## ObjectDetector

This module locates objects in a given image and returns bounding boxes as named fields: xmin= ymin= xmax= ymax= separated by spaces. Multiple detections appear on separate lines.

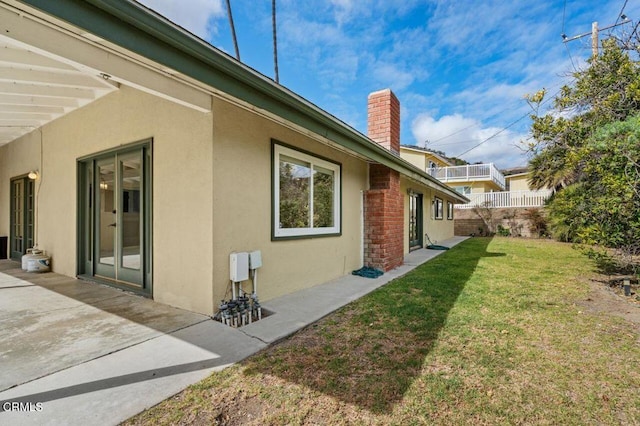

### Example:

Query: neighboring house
xmin=399 ymin=145 xmax=453 ymax=171
xmin=400 ymin=148 xmax=553 ymax=210
xmin=399 ymin=147 xmax=505 ymax=196
xmin=0 ymin=0 xmax=466 ymax=316
xmin=502 ymin=166 xmax=543 ymax=191
xmin=429 ymin=163 xmax=506 ymax=196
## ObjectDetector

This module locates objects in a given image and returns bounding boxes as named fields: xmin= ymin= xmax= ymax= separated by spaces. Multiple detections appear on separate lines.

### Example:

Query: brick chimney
xmin=367 ymin=89 xmax=400 ymax=154
xmin=363 ymin=89 xmax=404 ymax=272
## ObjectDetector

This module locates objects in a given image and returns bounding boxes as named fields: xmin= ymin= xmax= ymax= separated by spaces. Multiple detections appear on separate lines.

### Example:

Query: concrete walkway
xmin=0 ymin=236 xmax=467 ymax=425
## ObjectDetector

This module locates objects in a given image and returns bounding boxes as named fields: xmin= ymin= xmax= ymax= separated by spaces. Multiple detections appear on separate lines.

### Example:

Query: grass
xmin=126 ymin=237 xmax=640 ymax=425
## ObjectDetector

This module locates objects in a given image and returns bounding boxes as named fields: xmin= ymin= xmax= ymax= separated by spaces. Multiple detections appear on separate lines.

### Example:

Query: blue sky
xmin=137 ymin=0 xmax=639 ymax=168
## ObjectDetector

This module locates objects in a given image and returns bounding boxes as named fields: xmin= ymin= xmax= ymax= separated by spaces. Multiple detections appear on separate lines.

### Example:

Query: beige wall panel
xmin=0 ymin=132 xmax=41 ymax=238
xmin=424 ymin=186 xmax=455 ymax=244
xmin=210 ymin=98 xmax=367 ymax=305
xmin=468 ymin=182 xmax=490 ymax=193
xmin=0 ymin=85 xmax=214 ymax=314
xmin=507 ymin=175 xmax=531 ymax=191
xmin=399 ymin=150 xmax=426 ymax=171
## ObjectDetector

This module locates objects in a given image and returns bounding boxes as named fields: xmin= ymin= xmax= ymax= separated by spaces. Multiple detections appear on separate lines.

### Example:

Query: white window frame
xmin=273 ymin=143 xmax=341 ymax=239
xmin=454 ymin=186 xmax=471 ymax=195
xmin=447 ymin=201 xmax=454 ymax=220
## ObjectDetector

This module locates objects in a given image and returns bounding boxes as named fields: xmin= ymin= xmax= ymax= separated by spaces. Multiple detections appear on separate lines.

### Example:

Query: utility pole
xmin=562 ymin=15 xmax=630 ymax=59
xmin=591 ymin=22 xmax=598 ymax=57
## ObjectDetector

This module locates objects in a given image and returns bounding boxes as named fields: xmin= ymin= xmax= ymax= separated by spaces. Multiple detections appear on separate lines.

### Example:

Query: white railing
xmin=456 ymin=190 xmax=553 ymax=209
xmin=427 ymin=163 xmax=506 ymax=190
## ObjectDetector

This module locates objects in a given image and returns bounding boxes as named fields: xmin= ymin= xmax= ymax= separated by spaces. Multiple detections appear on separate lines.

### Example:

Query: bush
xmin=497 ymin=225 xmax=511 ymax=237
xmin=524 ymin=208 xmax=548 ymax=238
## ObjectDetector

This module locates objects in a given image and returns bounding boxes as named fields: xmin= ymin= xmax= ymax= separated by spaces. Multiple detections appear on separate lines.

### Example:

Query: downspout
xmin=33 ymin=127 xmax=44 ymax=249
xmin=210 ymin=95 xmax=216 ymax=317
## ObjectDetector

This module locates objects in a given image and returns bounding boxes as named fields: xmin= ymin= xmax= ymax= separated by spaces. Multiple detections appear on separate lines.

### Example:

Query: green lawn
xmin=128 ymin=237 xmax=640 ymax=425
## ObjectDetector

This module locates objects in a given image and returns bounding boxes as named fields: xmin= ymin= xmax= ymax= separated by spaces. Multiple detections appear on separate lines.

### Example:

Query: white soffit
xmin=0 ymin=36 xmax=117 ymax=146
xmin=0 ymin=1 xmax=212 ymax=147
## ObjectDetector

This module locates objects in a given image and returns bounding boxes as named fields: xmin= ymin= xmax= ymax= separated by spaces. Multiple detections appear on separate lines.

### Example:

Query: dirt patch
xmin=580 ymin=275 xmax=640 ymax=335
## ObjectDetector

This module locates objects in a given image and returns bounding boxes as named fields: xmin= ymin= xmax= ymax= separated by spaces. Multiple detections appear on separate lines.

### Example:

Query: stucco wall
xmin=399 ymin=150 xmax=426 ymax=171
xmin=0 ymin=85 xmax=215 ymax=314
xmin=400 ymin=178 xmax=456 ymax=253
xmin=399 ymin=149 xmax=450 ymax=172
xmin=506 ymin=174 xmax=531 ymax=191
xmin=210 ymin=97 xmax=368 ymax=305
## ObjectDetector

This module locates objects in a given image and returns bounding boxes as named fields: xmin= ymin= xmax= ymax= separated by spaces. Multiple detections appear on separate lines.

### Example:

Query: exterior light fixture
xmin=28 ymin=170 xmax=39 ymax=180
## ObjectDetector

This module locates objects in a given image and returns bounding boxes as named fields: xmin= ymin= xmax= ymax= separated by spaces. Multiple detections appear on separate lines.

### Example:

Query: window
xmin=454 ymin=186 xmax=471 ymax=195
xmin=273 ymin=143 xmax=341 ymax=238
xmin=447 ymin=201 xmax=454 ymax=220
xmin=434 ymin=197 xmax=443 ymax=220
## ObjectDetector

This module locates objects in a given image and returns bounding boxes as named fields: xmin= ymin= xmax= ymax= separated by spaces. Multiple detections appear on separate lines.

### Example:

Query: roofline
xmin=504 ymin=172 xmax=529 ymax=179
xmin=17 ymin=0 xmax=467 ymax=203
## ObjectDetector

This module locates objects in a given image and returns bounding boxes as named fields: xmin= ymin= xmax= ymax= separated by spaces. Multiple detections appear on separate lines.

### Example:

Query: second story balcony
xmin=427 ymin=163 xmax=506 ymax=191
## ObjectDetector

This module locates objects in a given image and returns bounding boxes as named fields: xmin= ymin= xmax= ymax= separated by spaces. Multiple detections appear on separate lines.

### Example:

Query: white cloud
xmin=137 ymin=0 xmax=225 ymax=39
xmin=372 ymin=62 xmax=415 ymax=91
xmin=411 ymin=113 xmax=529 ymax=168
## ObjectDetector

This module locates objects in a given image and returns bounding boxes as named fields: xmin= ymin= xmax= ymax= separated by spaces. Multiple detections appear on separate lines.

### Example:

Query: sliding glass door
xmin=78 ymin=143 xmax=151 ymax=294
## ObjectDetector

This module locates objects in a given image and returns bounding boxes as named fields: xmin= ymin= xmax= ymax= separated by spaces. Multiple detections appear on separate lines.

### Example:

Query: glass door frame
xmin=408 ymin=191 xmax=423 ymax=251
xmin=9 ymin=175 xmax=34 ymax=260
xmin=77 ymin=140 xmax=152 ymax=296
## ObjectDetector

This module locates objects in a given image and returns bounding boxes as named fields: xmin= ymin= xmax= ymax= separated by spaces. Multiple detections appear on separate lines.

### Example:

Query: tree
xmin=526 ymin=38 xmax=640 ymax=189
xmin=526 ymin=37 xmax=640 ymax=274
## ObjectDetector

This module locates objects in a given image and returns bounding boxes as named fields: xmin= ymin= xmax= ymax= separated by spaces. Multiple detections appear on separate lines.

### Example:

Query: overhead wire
xmin=613 ymin=0 xmax=629 ymax=28
xmin=427 ymin=2 xmax=576 ymax=153
xmin=561 ymin=0 xmax=567 ymax=35
xmin=560 ymin=0 xmax=580 ymax=72
xmin=454 ymin=112 xmax=530 ymax=158
xmin=452 ymin=84 xmax=567 ymax=159
xmin=426 ymin=77 xmax=565 ymax=148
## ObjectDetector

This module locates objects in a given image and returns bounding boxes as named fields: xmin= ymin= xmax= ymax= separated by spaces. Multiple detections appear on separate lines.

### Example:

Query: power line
xmin=424 ymin=79 xmax=565 ymax=151
xmin=454 ymin=112 xmax=530 ymax=158
xmin=561 ymin=0 xmax=567 ymax=35
xmin=453 ymin=85 xmax=567 ymax=159
xmin=564 ymin=42 xmax=579 ymax=72
xmin=272 ymin=0 xmax=279 ymax=83
xmin=225 ymin=0 xmax=240 ymax=60
xmin=613 ymin=0 xmax=629 ymax=28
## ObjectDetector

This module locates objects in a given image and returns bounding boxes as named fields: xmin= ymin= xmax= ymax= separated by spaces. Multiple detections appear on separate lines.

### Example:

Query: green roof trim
xmin=19 ymin=0 xmax=467 ymax=203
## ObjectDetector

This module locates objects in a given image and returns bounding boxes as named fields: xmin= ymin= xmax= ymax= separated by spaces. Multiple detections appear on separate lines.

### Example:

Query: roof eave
xmin=18 ymin=0 xmax=466 ymax=203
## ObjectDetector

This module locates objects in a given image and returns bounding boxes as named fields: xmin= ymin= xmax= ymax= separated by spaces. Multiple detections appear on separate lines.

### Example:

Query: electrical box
xmin=229 ymin=252 xmax=249 ymax=282
xmin=249 ymin=250 xmax=262 ymax=269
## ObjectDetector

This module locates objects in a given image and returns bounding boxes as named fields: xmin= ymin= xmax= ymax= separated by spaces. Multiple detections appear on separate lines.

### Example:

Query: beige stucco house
xmin=399 ymin=145 xmax=506 ymax=197
xmin=502 ymin=166 xmax=541 ymax=191
xmin=0 ymin=0 xmax=466 ymax=316
xmin=399 ymin=145 xmax=453 ymax=171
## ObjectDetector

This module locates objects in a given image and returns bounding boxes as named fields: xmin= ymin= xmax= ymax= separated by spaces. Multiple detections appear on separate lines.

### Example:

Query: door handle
xmin=108 ymin=223 xmax=117 ymax=227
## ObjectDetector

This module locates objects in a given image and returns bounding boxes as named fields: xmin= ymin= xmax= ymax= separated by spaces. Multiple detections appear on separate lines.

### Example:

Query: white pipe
xmin=252 ymin=269 xmax=258 ymax=295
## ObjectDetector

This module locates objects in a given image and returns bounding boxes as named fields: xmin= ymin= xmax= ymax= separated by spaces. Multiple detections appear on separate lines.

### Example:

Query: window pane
xmin=313 ymin=165 xmax=334 ymax=228
xmin=279 ymin=155 xmax=311 ymax=228
xmin=121 ymin=156 xmax=142 ymax=270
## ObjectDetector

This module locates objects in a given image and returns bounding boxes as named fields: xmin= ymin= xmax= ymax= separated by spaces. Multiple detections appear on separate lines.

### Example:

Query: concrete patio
xmin=0 ymin=236 xmax=467 ymax=425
